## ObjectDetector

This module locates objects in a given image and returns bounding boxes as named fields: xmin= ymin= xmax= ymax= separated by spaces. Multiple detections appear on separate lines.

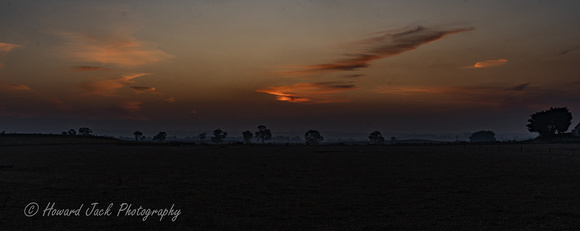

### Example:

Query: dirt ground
xmin=1 ymin=143 xmax=580 ymax=230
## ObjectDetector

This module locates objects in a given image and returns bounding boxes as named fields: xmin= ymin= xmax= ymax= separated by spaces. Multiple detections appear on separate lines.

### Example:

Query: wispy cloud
xmin=257 ymin=82 xmax=357 ymax=103
xmin=281 ymin=26 xmax=474 ymax=75
xmin=72 ymin=66 xmax=112 ymax=71
xmin=510 ymin=83 xmax=529 ymax=91
xmin=376 ymin=82 xmax=531 ymax=108
xmin=0 ymin=42 xmax=21 ymax=67
xmin=463 ymin=59 xmax=508 ymax=69
xmin=130 ymin=86 xmax=156 ymax=94
xmin=164 ymin=97 xmax=176 ymax=103
xmin=121 ymin=101 xmax=141 ymax=113
xmin=0 ymin=84 xmax=32 ymax=91
xmin=0 ymin=82 xmax=72 ymax=116
xmin=343 ymin=74 xmax=366 ymax=79
xmin=57 ymin=31 xmax=173 ymax=67
xmin=560 ymin=48 xmax=578 ymax=55
xmin=118 ymin=101 xmax=147 ymax=120
xmin=78 ymin=73 xmax=152 ymax=96
xmin=0 ymin=42 xmax=20 ymax=52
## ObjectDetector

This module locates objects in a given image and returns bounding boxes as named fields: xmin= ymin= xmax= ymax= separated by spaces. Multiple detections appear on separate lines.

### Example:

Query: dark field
xmin=2 ymin=142 xmax=580 ymax=230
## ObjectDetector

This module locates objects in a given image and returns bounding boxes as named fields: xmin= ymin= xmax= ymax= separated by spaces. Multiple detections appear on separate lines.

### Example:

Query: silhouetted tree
xmin=527 ymin=107 xmax=572 ymax=139
xmin=133 ymin=131 xmax=143 ymax=141
xmin=255 ymin=125 xmax=272 ymax=144
xmin=61 ymin=132 xmax=67 ymax=135
xmin=198 ymin=132 xmax=207 ymax=143
xmin=68 ymin=129 xmax=76 ymax=136
xmin=242 ymin=131 xmax=253 ymax=144
xmin=212 ymin=129 xmax=227 ymax=144
xmin=305 ymin=130 xmax=323 ymax=145
xmin=153 ymin=132 xmax=167 ymax=142
xmin=369 ymin=131 xmax=385 ymax=144
xmin=469 ymin=131 xmax=496 ymax=142
xmin=78 ymin=127 xmax=92 ymax=136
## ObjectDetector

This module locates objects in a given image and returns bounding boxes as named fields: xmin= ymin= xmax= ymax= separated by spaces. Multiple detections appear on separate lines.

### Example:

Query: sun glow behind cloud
xmin=257 ymin=82 xmax=356 ymax=103
xmin=260 ymin=25 xmax=474 ymax=103
xmin=464 ymin=59 xmax=508 ymax=69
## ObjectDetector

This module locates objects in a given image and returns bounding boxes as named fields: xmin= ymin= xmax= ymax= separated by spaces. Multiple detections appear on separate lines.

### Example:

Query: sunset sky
xmin=1 ymin=0 xmax=580 ymax=140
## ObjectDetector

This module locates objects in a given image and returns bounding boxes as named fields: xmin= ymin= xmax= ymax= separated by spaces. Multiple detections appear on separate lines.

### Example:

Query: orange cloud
xmin=164 ymin=97 xmax=176 ymax=103
xmin=464 ymin=59 xmax=508 ymax=69
xmin=281 ymin=26 xmax=474 ymax=75
xmin=57 ymin=31 xmax=173 ymax=67
xmin=257 ymin=82 xmax=356 ymax=103
xmin=79 ymin=73 xmax=152 ymax=96
xmin=130 ymin=86 xmax=156 ymax=94
xmin=0 ymin=42 xmax=20 ymax=52
xmin=0 ymin=84 xmax=32 ymax=91
xmin=72 ymin=66 xmax=112 ymax=71
xmin=0 ymin=42 xmax=21 ymax=67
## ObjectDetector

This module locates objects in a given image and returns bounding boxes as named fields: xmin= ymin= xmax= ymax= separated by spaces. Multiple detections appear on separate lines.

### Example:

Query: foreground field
xmin=1 ymin=143 xmax=580 ymax=230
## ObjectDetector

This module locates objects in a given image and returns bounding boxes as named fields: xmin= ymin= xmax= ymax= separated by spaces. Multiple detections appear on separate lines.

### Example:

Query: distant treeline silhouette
xmin=7 ymin=106 xmax=575 ymax=145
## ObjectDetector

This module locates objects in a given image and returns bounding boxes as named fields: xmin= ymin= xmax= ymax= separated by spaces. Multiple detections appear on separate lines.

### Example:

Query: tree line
xmin=56 ymin=107 xmax=577 ymax=144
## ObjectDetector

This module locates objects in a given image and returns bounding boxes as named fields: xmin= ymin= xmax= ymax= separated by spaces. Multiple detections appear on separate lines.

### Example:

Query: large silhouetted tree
xmin=255 ymin=125 xmax=272 ymax=144
xmin=527 ymin=107 xmax=572 ymax=139
xmin=369 ymin=131 xmax=385 ymax=144
xmin=212 ymin=129 xmax=227 ymax=144
xmin=133 ymin=131 xmax=143 ymax=141
xmin=469 ymin=131 xmax=496 ymax=142
xmin=305 ymin=130 xmax=323 ymax=145
xmin=68 ymin=129 xmax=76 ymax=136
xmin=242 ymin=131 xmax=253 ymax=144
xmin=153 ymin=132 xmax=167 ymax=142
xmin=78 ymin=127 xmax=93 ymax=136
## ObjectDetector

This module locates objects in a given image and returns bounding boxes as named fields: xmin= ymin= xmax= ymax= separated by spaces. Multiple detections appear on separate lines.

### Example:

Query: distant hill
xmin=0 ymin=134 xmax=125 ymax=146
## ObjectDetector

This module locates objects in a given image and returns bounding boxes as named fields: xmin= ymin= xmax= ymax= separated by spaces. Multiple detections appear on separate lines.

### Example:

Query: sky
xmin=1 ymin=0 xmax=580 ymax=140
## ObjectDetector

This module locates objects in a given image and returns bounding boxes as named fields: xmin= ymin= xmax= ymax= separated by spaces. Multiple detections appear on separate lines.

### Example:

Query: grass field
xmin=2 ymin=140 xmax=580 ymax=230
